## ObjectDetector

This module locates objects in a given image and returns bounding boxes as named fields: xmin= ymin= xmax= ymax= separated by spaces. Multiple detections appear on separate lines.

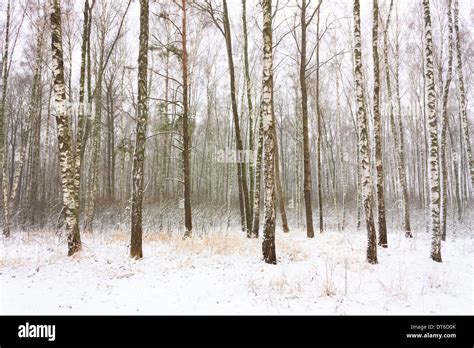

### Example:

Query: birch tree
xmin=130 ymin=0 xmax=149 ymax=259
xmin=453 ymin=0 xmax=473 ymax=188
xmin=423 ymin=0 xmax=442 ymax=262
xmin=50 ymin=0 xmax=82 ymax=256
xmin=393 ymin=7 xmax=413 ymax=239
xmin=372 ymin=0 xmax=387 ymax=247
xmin=261 ymin=0 xmax=276 ymax=264
xmin=222 ymin=0 xmax=252 ymax=236
xmin=272 ymin=105 xmax=290 ymax=233
xmin=382 ymin=0 xmax=412 ymax=238
xmin=1 ymin=0 xmax=11 ymax=237
xmin=27 ymin=11 xmax=46 ymax=225
xmin=315 ymin=4 xmax=323 ymax=234
xmin=242 ymin=0 xmax=255 ymax=222
xmin=83 ymin=2 xmax=106 ymax=232
xmin=252 ymin=104 xmax=263 ymax=238
xmin=353 ymin=0 xmax=377 ymax=264
xmin=182 ymin=0 xmax=193 ymax=238
xmin=299 ymin=0 xmax=317 ymax=238
xmin=73 ymin=0 xmax=92 ymax=231
xmin=440 ymin=0 xmax=454 ymax=240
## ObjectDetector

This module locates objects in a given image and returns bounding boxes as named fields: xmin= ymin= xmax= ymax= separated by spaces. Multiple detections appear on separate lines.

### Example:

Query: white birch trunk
xmin=423 ymin=0 xmax=442 ymax=262
xmin=1 ymin=0 xmax=11 ymax=237
xmin=50 ymin=0 xmax=82 ymax=256
xmin=130 ymin=0 xmax=149 ymax=259
xmin=261 ymin=0 xmax=276 ymax=264
xmin=453 ymin=0 xmax=473 ymax=189
xmin=354 ymin=0 xmax=377 ymax=264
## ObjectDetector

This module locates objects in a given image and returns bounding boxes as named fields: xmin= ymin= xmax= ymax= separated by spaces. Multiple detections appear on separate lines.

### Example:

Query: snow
xmin=1 ymin=226 xmax=472 ymax=315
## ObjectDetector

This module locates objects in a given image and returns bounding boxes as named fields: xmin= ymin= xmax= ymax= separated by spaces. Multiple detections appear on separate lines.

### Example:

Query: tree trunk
xmin=300 ymin=0 xmax=314 ymax=238
xmin=242 ymin=0 xmax=255 ymax=225
xmin=130 ymin=0 xmax=149 ymax=259
xmin=50 ymin=0 xmax=82 ymax=256
xmin=382 ymin=0 xmax=412 ymax=238
xmin=28 ymin=63 xmax=44 ymax=225
xmin=84 ymin=35 xmax=104 ymax=233
xmin=1 ymin=0 xmax=11 ymax=237
xmin=336 ymin=72 xmax=346 ymax=231
xmin=222 ymin=0 xmax=252 ymax=237
xmin=261 ymin=0 xmax=276 ymax=265
xmin=71 ymin=0 xmax=91 ymax=232
xmin=440 ymin=0 xmax=454 ymax=241
xmin=448 ymin=122 xmax=462 ymax=221
xmin=453 ymin=0 xmax=473 ymax=188
xmin=393 ymin=25 xmax=413 ymax=240
xmin=315 ymin=7 xmax=323 ymax=234
xmin=353 ymin=0 xmax=377 ymax=264
xmin=251 ymin=105 xmax=263 ymax=238
xmin=271 ymin=100 xmax=289 ymax=233
xmin=423 ymin=0 xmax=442 ymax=263
xmin=182 ymin=0 xmax=193 ymax=238
xmin=372 ymin=0 xmax=387 ymax=247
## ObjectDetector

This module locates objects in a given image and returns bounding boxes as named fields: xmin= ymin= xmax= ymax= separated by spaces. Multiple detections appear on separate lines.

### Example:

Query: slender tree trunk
xmin=372 ymin=0 xmax=387 ymax=247
xmin=72 ymin=0 xmax=90 ymax=232
xmin=261 ymin=0 xmax=276 ymax=265
xmin=354 ymin=0 xmax=377 ymax=264
xmin=1 ymin=0 xmax=11 ymax=237
xmin=271 ymin=100 xmax=289 ymax=233
xmin=242 ymin=0 xmax=254 ymax=224
xmin=315 ymin=7 xmax=323 ymax=234
xmin=423 ymin=0 xmax=442 ymax=262
xmin=336 ymin=72 xmax=346 ymax=231
xmin=448 ymin=123 xmax=462 ymax=221
xmin=382 ymin=0 xmax=412 ymax=238
xmin=84 ymin=38 xmax=104 ymax=233
xmin=458 ymin=106 xmax=467 ymax=204
xmin=182 ymin=0 xmax=193 ymax=238
xmin=300 ymin=0 xmax=314 ymax=238
xmin=440 ymin=0 xmax=454 ymax=241
xmin=393 ymin=27 xmax=413 ymax=239
xmin=83 ymin=1 xmax=93 ymax=158
xmin=453 ymin=0 xmax=473 ymax=188
xmin=43 ymin=83 xmax=53 ymax=206
xmin=28 ymin=62 xmax=43 ymax=225
xmin=222 ymin=0 xmax=252 ymax=237
xmin=251 ymin=106 xmax=263 ymax=238
xmin=130 ymin=0 xmax=149 ymax=259
xmin=50 ymin=0 xmax=82 ymax=256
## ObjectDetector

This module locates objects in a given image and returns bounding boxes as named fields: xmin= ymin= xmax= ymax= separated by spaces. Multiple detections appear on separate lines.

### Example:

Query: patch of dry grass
xmin=168 ymin=233 xmax=257 ymax=256
xmin=109 ymin=230 xmax=255 ymax=256
xmin=277 ymin=239 xmax=308 ymax=261
xmin=248 ymin=275 xmax=305 ymax=297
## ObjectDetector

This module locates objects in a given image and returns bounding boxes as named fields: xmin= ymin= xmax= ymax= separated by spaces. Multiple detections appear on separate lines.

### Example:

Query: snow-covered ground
xmin=1 ymin=226 xmax=472 ymax=315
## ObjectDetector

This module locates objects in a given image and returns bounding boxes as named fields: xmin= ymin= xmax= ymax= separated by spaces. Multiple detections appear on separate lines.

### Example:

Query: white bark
xmin=50 ymin=0 xmax=82 ymax=255
xmin=354 ymin=0 xmax=377 ymax=264
xmin=1 ymin=0 xmax=10 ymax=236
xmin=453 ymin=0 xmax=473 ymax=188
xmin=261 ymin=0 xmax=276 ymax=264
xmin=423 ymin=0 xmax=442 ymax=262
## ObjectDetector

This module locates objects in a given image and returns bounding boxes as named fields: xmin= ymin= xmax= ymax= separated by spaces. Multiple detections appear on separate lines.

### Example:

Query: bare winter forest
xmin=0 ymin=0 xmax=473 ymax=314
